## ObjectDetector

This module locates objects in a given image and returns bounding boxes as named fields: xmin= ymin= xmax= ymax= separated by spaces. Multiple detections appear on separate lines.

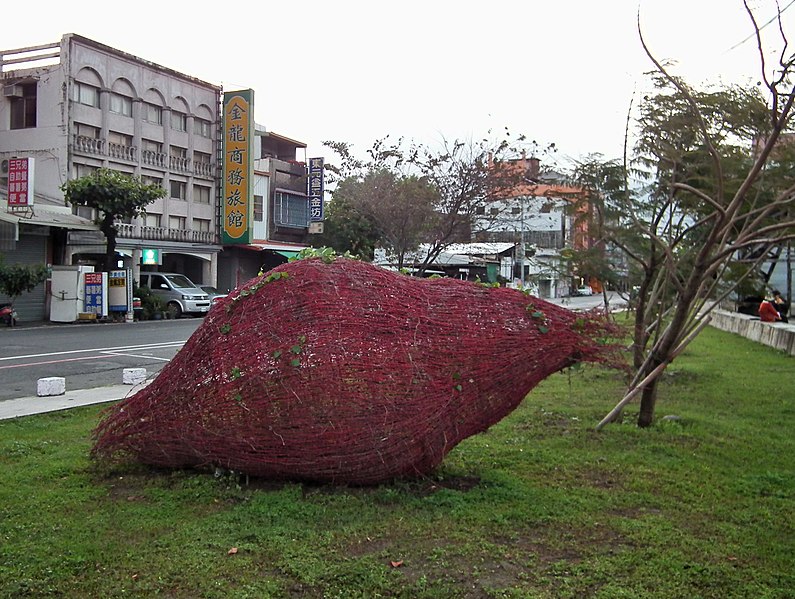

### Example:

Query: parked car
xmin=138 ymin=272 xmax=210 ymax=318
xmin=574 ymin=286 xmax=594 ymax=296
xmin=199 ymin=285 xmax=228 ymax=305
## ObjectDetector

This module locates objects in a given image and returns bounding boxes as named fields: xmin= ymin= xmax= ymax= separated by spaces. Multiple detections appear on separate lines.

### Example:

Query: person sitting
xmin=771 ymin=290 xmax=789 ymax=323
xmin=759 ymin=296 xmax=782 ymax=322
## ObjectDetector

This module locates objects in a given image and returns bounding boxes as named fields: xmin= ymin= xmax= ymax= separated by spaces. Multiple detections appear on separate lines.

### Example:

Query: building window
xmin=254 ymin=194 xmax=264 ymax=222
xmin=144 ymin=103 xmax=162 ymax=124
xmin=109 ymin=93 xmax=133 ymax=117
xmin=145 ymin=213 xmax=162 ymax=228
xmin=170 ymin=145 xmax=187 ymax=158
xmin=171 ymin=111 xmax=187 ymax=132
xmin=170 ymin=180 xmax=186 ymax=200
xmin=72 ymin=82 xmax=99 ymax=107
xmin=274 ymin=191 xmax=308 ymax=229
xmin=74 ymin=205 xmax=95 ymax=220
xmin=108 ymin=131 xmax=132 ymax=147
xmin=9 ymin=82 xmax=37 ymax=130
xmin=142 ymin=176 xmax=162 ymax=188
xmin=75 ymin=122 xmax=100 ymax=138
xmin=169 ymin=215 xmax=187 ymax=230
xmin=193 ymin=218 xmax=211 ymax=232
xmin=142 ymin=139 xmax=162 ymax=153
xmin=511 ymin=206 xmax=521 ymax=215
xmin=193 ymin=184 xmax=211 ymax=204
xmin=194 ymin=150 xmax=210 ymax=164
xmin=193 ymin=118 xmax=211 ymax=138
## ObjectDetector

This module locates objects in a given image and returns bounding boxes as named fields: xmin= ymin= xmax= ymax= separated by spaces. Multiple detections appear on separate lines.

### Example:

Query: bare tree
xmin=597 ymin=1 xmax=795 ymax=428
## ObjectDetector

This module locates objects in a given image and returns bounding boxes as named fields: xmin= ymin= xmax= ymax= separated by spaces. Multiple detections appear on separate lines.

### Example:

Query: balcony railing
xmin=141 ymin=149 xmax=167 ymax=168
xmin=108 ymin=142 xmax=136 ymax=162
xmin=74 ymin=135 xmax=104 ymax=155
xmin=169 ymin=155 xmax=191 ymax=172
xmin=71 ymin=135 xmax=215 ymax=178
xmin=116 ymin=223 xmax=218 ymax=244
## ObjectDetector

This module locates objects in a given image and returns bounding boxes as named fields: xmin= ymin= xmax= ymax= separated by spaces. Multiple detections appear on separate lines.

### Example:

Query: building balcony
xmin=142 ymin=149 xmax=167 ymax=168
xmin=71 ymin=135 xmax=216 ymax=180
xmin=117 ymin=222 xmax=218 ymax=245
xmin=73 ymin=134 xmax=105 ymax=155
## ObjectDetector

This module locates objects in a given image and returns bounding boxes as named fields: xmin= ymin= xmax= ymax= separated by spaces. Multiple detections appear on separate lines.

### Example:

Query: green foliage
xmin=0 ymin=328 xmax=793 ymax=597
xmin=61 ymin=169 xmax=166 ymax=270
xmin=0 ymin=256 xmax=49 ymax=300
xmin=133 ymin=285 xmax=164 ymax=320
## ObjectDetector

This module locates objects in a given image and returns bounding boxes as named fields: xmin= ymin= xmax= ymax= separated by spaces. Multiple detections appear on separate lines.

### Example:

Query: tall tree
xmin=312 ymin=178 xmax=381 ymax=259
xmin=323 ymin=132 xmax=536 ymax=273
xmin=596 ymin=2 xmax=795 ymax=428
xmin=61 ymin=169 xmax=166 ymax=271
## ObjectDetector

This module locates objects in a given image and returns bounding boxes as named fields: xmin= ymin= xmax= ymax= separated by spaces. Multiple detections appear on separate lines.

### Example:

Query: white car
xmin=576 ymin=286 xmax=594 ymax=296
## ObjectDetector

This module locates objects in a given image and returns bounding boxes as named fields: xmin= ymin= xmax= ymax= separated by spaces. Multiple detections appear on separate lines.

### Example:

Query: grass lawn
xmin=0 ymin=325 xmax=793 ymax=598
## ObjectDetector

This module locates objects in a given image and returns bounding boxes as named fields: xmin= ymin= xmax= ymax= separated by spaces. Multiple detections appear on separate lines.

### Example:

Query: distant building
xmin=474 ymin=156 xmax=591 ymax=298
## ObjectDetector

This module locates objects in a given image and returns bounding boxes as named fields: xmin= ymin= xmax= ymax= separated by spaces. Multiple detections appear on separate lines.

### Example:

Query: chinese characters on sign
xmin=7 ymin=157 xmax=35 ymax=208
xmin=84 ymin=272 xmax=104 ymax=315
xmin=307 ymin=157 xmax=324 ymax=222
xmin=222 ymin=90 xmax=254 ymax=244
xmin=108 ymin=269 xmax=131 ymax=313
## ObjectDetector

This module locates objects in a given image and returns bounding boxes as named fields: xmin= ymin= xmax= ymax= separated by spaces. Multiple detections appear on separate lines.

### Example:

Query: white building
xmin=1 ymin=34 xmax=222 ymax=319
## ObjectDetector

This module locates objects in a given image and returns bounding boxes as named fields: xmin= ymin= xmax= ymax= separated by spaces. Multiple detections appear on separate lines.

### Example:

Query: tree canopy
xmin=578 ymin=4 xmax=795 ymax=428
xmin=61 ymin=169 xmax=166 ymax=271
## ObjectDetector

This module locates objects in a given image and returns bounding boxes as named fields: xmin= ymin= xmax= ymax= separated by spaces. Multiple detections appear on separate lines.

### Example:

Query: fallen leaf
xmin=390 ymin=560 xmax=404 ymax=568
xmin=228 ymin=547 xmax=238 ymax=555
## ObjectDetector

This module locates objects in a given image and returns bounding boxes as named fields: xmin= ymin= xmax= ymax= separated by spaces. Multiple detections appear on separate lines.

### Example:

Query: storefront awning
xmin=240 ymin=242 xmax=308 ymax=253
xmin=0 ymin=206 xmax=97 ymax=231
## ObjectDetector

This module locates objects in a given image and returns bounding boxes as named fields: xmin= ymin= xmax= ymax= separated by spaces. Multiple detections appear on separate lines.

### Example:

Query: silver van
xmin=139 ymin=272 xmax=210 ymax=318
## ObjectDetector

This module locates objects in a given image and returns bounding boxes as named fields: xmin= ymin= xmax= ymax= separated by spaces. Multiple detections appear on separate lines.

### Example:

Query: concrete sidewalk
xmin=0 ymin=381 xmax=150 ymax=421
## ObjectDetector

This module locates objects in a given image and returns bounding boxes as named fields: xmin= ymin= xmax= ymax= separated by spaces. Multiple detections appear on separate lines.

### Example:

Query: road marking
xmin=102 ymin=351 xmax=172 ymax=362
xmin=0 ymin=341 xmax=187 ymax=362
xmin=0 ymin=355 xmax=105 ymax=370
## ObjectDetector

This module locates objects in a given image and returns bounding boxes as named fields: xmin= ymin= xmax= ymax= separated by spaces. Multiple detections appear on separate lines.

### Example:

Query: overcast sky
xmin=4 ymin=0 xmax=793 ymax=169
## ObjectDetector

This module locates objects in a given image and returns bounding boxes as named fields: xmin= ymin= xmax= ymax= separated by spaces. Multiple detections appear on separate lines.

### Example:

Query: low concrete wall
xmin=709 ymin=309 xmax=795 ymax=356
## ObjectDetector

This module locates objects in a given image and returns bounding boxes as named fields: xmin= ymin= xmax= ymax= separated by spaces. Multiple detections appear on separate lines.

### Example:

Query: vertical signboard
xmin=84 ymin=272 xmax=106 ymax=316
xmin=7 ymin=157 xmax=34 ymax=208
xmin=222 ymin=89 xmax=254 ymax=244
xmin=307 ymin=157 xmax=324 ymax=222
xmin=108 ymin=269 xmax=130 ymax=313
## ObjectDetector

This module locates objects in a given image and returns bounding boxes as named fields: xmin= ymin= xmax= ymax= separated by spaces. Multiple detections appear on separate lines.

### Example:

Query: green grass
xmin=1 ymin=326 xmax=794 ymax=598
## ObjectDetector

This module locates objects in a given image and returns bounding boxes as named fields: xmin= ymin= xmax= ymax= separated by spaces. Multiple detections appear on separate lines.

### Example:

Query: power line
xmin=727 ymin=0 xmax=795 ymax=51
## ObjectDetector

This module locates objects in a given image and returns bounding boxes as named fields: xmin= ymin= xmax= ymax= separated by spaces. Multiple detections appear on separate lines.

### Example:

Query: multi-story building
xmin=2 ymin=35 xmax=318 ymax=320
xmin=1 ymin=34 xmax=223 ymax=319
xmin=474 ymin=156 xmax=591 ymax=298
xmin=218 ymin=127 xmax=311 ymax=291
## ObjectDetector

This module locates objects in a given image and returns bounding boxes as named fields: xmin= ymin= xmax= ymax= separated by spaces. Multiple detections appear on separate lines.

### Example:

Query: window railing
xmin=141 ymin=149 xmax=167 ymax=168
xmin=193 ymin=161 xmax=214 ymax=178
xmin=108 ymin=142 xmax=136 ymax=162
xmin=116 ymin=223 xmax=218 ymax=244
xmin=169 ymin=155 xmax=191 ymax=172
xmin=73 ymin=134 xmax=104 ymax=155
xmin=71 ymin=136 xmax=214 ymax=177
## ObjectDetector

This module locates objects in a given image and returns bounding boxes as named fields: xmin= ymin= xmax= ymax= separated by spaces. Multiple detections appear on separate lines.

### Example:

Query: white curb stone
xmin=37 ymin=377 xmax=66 ymax=397
xmin=122 ymin=368 xmax=147 ymax=385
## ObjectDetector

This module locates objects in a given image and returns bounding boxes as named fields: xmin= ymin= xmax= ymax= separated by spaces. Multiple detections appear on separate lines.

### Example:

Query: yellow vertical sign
xmin=222 ymin=90 xmax=254 ymax=244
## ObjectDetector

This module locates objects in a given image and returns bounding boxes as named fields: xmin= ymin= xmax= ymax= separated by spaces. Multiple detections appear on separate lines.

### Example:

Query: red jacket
xmin=759 ymin=300 xmax=781 ymax=322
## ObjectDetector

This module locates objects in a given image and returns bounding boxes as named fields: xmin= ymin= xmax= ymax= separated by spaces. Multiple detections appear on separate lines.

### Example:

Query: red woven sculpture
xmin=92 ymin=258 xmax=623 ymax=484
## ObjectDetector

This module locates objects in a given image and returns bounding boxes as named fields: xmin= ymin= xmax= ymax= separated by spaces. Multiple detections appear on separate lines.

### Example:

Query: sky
xmin=4 ymin=0 xmax=794 ymax=170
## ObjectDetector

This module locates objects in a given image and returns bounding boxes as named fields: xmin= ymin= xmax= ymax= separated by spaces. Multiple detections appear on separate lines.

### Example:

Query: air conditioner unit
xmin=2 ymin=85 xmax=22 ymax=98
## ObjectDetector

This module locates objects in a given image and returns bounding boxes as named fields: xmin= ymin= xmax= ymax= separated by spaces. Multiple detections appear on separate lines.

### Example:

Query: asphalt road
xmin=0 ymin=318 xmax=203 ymax=402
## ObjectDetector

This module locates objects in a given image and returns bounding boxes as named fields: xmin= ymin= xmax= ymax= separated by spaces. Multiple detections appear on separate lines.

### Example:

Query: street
xmin=0 ymin=318 xmax=203 ymax=402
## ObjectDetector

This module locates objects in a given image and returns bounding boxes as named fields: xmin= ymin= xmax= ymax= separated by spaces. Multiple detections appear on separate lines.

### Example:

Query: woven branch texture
xmin=92 ymin=258 xmax=623 ymax=485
